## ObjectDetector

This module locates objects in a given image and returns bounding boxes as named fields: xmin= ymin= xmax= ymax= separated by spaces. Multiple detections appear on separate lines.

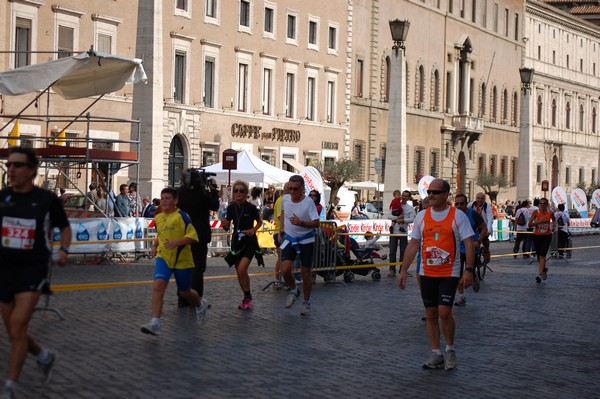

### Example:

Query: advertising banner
xmin=551 ymin=186 xmax=568 ymax=206
xmin=570 ymin=188 xmax=589 ymax=218
xmin=417 ymin=175 xmax=435 ymax=200
xmin=300 ymin=166 xmax=326 ymax=219
xmin=591 ymin=189 xmax=600 ymax=209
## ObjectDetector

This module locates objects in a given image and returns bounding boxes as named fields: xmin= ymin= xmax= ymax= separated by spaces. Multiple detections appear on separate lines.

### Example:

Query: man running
xmin=398 ymin=179 xmax=474 ymax=370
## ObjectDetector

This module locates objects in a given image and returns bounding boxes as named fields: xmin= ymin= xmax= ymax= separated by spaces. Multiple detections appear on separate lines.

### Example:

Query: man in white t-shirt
xmin=398 ymin=179 xmax=474 ymax=371
xmin=513 ymin=200 xmax=531 ymax=258
xmin=279 ymin=175 xmax=320 ymax=316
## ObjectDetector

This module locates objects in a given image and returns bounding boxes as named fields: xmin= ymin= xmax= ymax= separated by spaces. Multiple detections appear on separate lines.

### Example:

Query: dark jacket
xmin=177 ymin=185 xmax=220 ymax=244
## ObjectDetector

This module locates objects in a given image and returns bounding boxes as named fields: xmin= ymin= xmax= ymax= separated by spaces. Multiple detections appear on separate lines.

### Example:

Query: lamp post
xmin=383 ymin=19 xmax=410 ymax=206
xmin=517 ymin=67 xmax=534 ymax=200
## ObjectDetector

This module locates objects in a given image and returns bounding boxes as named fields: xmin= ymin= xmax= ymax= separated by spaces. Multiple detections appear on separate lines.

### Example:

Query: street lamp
xmin=517 ymin=67 xmax=535 ymax=200
xmin=383 ymin=19 xmax=410 ymax=206
xmin=389 ymin=19 xmax=410 ymax=52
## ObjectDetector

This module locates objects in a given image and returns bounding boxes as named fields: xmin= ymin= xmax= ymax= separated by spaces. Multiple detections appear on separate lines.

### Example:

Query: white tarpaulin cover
xmin=204 ymin=150 xmax=294 ymax=185
xmin=0 ymin=51 xmax=147 ymax=99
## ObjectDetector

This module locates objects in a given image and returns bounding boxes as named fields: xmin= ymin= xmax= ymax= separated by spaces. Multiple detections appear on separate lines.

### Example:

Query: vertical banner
xmin=418 ymin=175 xmax=435 ymax=200
xmin=570 ymin=188 xmax=589 ymax=218
xmin=551 ymin=186 xmax=568 ymax=206
xmin=591 ymin=189 xmax=600 ymax=209
xmin=300 ymin=166 xmax=326 ymax=219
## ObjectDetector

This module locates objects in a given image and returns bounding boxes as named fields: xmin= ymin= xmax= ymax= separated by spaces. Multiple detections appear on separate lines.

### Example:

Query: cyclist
xmin=454 ymin=194 xmax=488 ymax=305
xmin=470 ymin=192 xmax=494 ymax=264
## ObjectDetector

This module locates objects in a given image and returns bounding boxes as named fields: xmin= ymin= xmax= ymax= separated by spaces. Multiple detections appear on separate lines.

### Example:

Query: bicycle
xmin=472 ymin=246 xmax=493 ymax=292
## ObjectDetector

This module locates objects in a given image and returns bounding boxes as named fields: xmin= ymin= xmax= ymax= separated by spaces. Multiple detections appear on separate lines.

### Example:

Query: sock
xmin=292 ymin=288 xmax=299 ymax=296
xmin=37 ymin=348 xmax=50 ymax=364
xmin=303 ymin=300 xmax=310 ymax=305
xmin=432 ymin=349 xmax=442 ymax=355
xmin=446 ymin=345 xmax=455 ymax=351
xmin=4 ymin=380 xmax=15 ymax=391
xmin=151 ymin=317 xmax=160 ymax=326
xmin=244 ymin=291 xmax=252 ymax=299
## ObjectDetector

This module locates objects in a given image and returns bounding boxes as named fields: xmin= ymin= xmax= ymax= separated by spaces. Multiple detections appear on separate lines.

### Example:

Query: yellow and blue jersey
xmin=154 ymin=208 xmax=198 ymax=269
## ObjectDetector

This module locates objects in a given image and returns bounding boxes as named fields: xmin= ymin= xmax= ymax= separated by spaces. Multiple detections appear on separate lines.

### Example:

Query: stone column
xmin=517 ymin=86 xmax=533 ymax=200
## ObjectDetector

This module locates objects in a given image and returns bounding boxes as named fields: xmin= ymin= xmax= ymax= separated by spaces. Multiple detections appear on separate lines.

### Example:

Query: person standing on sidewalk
xmin=141 ymin=187 xmax=206 ymax=336
xmin=0 ymin=147 xmax=72 ymax=398
xmin=398 ymin=179 xmax=474 ymax=370
xmin=115 ymin=184 xmax=130 ymax=217
xmin=221 ymin=181 xmax=263 ymax=310
xmin=529 ymin=198 xmax=555 ymax=284
xmin=279 ymin=175 xmax=319 ymax=316
xmin=387 ymin=190 xmax=415 ymax=277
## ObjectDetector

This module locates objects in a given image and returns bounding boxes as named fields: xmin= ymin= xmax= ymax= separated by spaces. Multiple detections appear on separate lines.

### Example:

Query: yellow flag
xmin=56 ymin=129 xmax=66 ymax=146
xmin=8 ymin=120 xmax=19 ymax=147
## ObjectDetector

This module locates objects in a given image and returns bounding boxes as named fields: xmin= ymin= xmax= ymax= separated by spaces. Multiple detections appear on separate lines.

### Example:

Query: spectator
xmin=128 ymin=182 xmax=142 ymax=216
xmin=115 ymin=184 xmax=130 ymax=217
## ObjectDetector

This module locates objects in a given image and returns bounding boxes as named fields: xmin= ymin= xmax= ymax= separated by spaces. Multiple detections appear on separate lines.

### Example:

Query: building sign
xmin=322 ymin=141 xmax=338 ymax=150
xmin=230 ymin=123 xmax=300 ymax=143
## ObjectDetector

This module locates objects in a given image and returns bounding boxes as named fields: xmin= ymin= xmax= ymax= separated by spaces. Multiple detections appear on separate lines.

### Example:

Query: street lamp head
xmin=389 ymin=19 xmax=410 ymax=51
xmin=519 ymin=67 xmax=534 ymax=89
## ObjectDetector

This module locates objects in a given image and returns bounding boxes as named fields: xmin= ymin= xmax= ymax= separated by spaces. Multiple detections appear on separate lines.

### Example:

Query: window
xmin=176 ymin=0 xmax=188 ymax=10
xmin=552 ymin=98 xmax=557 ymax=127
xmin=354 ymin=140 xmax=365 ymax=177
xmin=504 ymin=8 xmax=509 ymax=37
xmin=264 ymin=7 xmax=273 ymax=33
xmin=580 ymin=104 xmax=584 ymax=132
xmin=480 ymin=83 xmax=486 ymax=116
xmin=513 ymin=92 xmax=518 ymax=125
xmin=511 ymin=157 xmax=518 ymax=185
xmin=204 ymin=58 xmax=215 ymax=108
xmin=287 ymin=14 xmax=296 ymax=40
xmin=538 ymin=46 xmax=541 ymax=61
xmin=579 ymin=167 xmax=585 ymax=184
xmin=414 ymin=147 xmax=425 ymax=183
xmin=262 ymin=68 xmax=272 ymax=114
xmin=174 ymin=52 xmax=186 ymax=103
xmin=566 ymin=54 xmax=570 ymax=69
xmin=482 ymin=0 xmax=487 ymax=28
xmin=565 ymin=166 xmax=571 ymax=185
xmin=430 ymin=149 xmax=440 ymax=177
xmin=58 ymin=26 xmax=74 ymax=59
xmin=328 ymin=26 xmax=337 ymax=51
xmin=502 ymin=89 xmax=508 ymax=123
xmin=471 ymin=0 xmax=477 ymax=23
xmin=206 ymin=0 xmax=217 ymax=17
xmin=500 ymin=156 xmax=508 ymax=178
xmin=97 ymin=34 xmax=112 ymax=54
xmin=536 ymin=164 xmax=542 ymax=183
xmin=566 ymin=101 xmax=571 ymax=129
xmin=580 ymin=59 xmax=584 ymax=72
xmin=514 ymin=13 xmax=519 ymax=41
xmin=489 ymin=155 xmax=497 ymax=177
xmin=493 ymin=3 xmax=499 ymax=32
xmin=307 ymin=77 xmax=316 ymax=121
xmin=285 ymin=72 xmax=295 ymax=118
xmin=593 ymin=107 xmax=597 ymax=133
xmin=384 ymin=57 xmax=391 ymax=102
xmin=356 ymin=59 xmax=364 ymax=97
xmin=15 ymin=17 xmax=31 ymax=68
xmin=553 ymin=51 xmax=556 ymax=64
xmin=240 ymin=1 xmax=250 ymax=27
xmin=326 ymin=80 xmax=335 ymax=123
xmin=433 ymin=70 xmax=440 ymax=110
xmin=492 ymin=86 xmax=498 ymax=122
xmin=446 ymin=71 xmax=453 ymax=112
xmin=416 ymin=65 xmax=425 ymax=107
xmin=237 ymin=63 xmax=249 ymax=112
xmin=309 ymin=21 xmax=317 ymax=45
xmin=478 ymin=154 xmax=487 ymax=175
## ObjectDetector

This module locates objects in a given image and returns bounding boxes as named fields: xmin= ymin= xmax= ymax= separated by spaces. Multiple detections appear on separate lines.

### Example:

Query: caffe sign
xmin=231 ymin=123 xmax=301 ymax=143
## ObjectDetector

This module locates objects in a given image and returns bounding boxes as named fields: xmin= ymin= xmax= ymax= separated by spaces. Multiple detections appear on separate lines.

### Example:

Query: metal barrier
xmin=310 ymin=221 xmax=341 ymax=283
xmin=208 ymin=228 xmax=231 ymax=257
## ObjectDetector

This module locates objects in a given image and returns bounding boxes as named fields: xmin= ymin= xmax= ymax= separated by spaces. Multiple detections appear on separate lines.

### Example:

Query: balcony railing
xmin=451 ymin=115 xmax=484 ymax=132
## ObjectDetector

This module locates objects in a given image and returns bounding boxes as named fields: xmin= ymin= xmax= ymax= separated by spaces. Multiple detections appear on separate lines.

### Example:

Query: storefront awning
xmin=283 ymin=158 xmax=305 ymax=172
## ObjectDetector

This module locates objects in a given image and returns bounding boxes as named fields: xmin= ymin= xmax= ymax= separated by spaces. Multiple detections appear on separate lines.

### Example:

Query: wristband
xmin=59 ymin=246 xmax=70 ymax=255
xmin=465 ymin=267 xmax=474 ymax=273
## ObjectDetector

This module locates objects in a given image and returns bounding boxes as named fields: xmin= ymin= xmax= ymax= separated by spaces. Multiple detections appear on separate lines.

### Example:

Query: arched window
xmin=433 ymin=69 xmax=440 ymax=110
xmin=168 ymin=136 xmax=185 ymax=187
xmin=513 ymin=91 xmax=518 ymax=125
xmin=593 ymin=107 xmax=597 ymax=133
xmin=551 ymin=98 xmax=557 ymax=127
xmin=566 ymin=101 xmax=571 ymax=129
xmin=417 ymin=65 xmax=425 ymax=107
xmin=384 ymin=56 xmax=391 ymax=102
xmin=537 ymin=95 xmax=543 ymax=125
xmin=579 ymin=104 xmax=584 ymax=131
xmin=502 ymin=89 xmax=508 ymax=123
xmin=492 ymin=86 xmax=498 ymax=121
xmin=480 ymin=83 xmax=486 ymax=116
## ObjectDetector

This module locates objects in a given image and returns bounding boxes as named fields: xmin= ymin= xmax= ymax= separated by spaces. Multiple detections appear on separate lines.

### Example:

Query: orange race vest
xmin=534 ymin=209 xmax=552 ymax=236
xmin=421 ymin=207 xmax=459 ymax=278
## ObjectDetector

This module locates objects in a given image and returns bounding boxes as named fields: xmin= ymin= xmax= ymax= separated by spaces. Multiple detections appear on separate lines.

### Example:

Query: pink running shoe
xmin=238 ymin=297 xmax=253 ymax=310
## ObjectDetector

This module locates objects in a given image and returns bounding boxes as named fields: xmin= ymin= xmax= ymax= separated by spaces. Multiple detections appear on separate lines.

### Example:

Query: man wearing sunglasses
xmin=0 ymin=147 xmax=72 ymax=398
xmin=398 ymin=179 xmax=475 ymax=370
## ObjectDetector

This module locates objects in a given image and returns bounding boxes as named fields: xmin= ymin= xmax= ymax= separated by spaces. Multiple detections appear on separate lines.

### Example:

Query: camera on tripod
xmin=185 ymin=168 xmax=217 ymax=191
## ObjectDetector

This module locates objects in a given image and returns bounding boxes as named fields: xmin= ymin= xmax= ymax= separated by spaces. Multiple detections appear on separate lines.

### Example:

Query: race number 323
xmin=2 ymin=216 xmax=36 ymax=250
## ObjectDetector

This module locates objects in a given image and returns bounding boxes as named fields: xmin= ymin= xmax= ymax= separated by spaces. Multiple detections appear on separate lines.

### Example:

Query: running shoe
xmin=238 ymin=297 xmax=253 ymax=310
xmin=444 ymin=350 xmax=458 ymax=370
xmin=422 ymin=352 xmax=444 ymax=369
xmin=535 ymin=275 xmax=542 ymax=284
xmin=37 ymin=351 xmax=56 ymax=384
xmin=285 ymin=289 xmax=300 ymax=308
xmin=472 ymin=278 xmax=480 ymax=293
xmin=141 ymin=322 xmax=161 ymax=336
xmin=454 ymin=297 xmax=466 ymax=306
xmin=387 ymin=268 xmax=396 ymax=277
xmin=0 ymin=388 xmax=15 ymax=399
xmin=542 ymin=267 xmax=548 ymax=281
xmin=300 ymin=301 xmax=311 ymax=316
xmin=196 ymin=298 xmax=208 ymax=326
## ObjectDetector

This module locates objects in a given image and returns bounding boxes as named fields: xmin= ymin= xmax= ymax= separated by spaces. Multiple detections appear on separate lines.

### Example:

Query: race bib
xmin=2 ymin=216 xmax=36 ymax=250
xmin=425 ymin=246 xmax=451 ymax=266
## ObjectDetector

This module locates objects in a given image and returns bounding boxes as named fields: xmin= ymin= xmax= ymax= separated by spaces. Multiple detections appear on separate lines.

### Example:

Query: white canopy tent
xmin=204 ymin=150 xmax=295 ymax=185
xmin=0 ymin=51 xmax=147 ymax=99
xmin=345 ymin=180 xmax=385 ymax=191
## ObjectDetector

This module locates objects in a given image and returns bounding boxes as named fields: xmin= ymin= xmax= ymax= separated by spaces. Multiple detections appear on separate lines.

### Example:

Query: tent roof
xmin=0 ymin=51 xmax=147 ymax=99
xmin=204 ymin=150 xmax=295 ymax=184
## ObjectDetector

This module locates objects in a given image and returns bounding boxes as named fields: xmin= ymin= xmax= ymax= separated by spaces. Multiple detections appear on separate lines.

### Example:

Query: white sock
xmin=4 ymin=380 xmax=16 ymax=391
xmin=446 ymin=345 xmax=455 ymax=351
xmin=150 ymin=317 xmax=160 ymax=326
xmin=37 ymin=348 xmax=49 ymax=363
xmin=432 ymin=349 xmax=442 ymax=355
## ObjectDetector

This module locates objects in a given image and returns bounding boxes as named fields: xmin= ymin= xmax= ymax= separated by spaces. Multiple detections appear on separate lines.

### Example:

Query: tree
xmin=312 ymin=158 xmax=361 ymax=204
xmin=475 ymin=173 xmax=509 ymax=204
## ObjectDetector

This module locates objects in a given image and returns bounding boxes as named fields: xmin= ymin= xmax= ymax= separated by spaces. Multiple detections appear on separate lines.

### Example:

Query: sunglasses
xmin=539 ymin=201 xmax=548 ymax=205
xmin=288 ymin=186 xmax=302 ymax=191
xmin=233 ymin=188 xmax=246 ymax=194
xmin=6 ymin=161 xmax=29 ymax=169
xmin=455 ymin=201 xmax=466 ymax=206
xmin=427 ymin=189 xmax=447 ymax=195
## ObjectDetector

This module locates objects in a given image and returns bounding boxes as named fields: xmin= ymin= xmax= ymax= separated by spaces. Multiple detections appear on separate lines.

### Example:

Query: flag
xmin=8 ymin=120 xmax=19 ymax=147
xmin=56 ymin=129 xmax=66 ymax=146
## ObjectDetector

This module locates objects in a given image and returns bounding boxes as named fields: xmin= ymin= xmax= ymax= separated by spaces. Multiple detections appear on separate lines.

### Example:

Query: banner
xmin=417 ymin=175 xmax=435 ymax=200
xmin=591 ymin=189 xmax=600 ymax=209
xmin=551 ymin=186 xmax=568 ymax=206
xmin=300 ymin=166 xmax=326 ymax=219
xmin=570 ymin=188 xmax=589 ymax=218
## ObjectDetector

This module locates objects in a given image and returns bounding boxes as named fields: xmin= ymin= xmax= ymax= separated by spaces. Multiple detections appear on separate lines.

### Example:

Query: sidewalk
xmin=0 ymin=237 xmax=598 ymax=398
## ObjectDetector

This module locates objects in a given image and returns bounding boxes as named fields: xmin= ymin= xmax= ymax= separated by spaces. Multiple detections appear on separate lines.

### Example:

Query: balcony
xmin=451 ymin=114 xmax=484 ymax=145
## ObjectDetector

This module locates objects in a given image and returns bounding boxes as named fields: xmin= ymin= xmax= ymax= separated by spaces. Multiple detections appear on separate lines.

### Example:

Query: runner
xmin=529 ymin=198 xmax=554 ymax=284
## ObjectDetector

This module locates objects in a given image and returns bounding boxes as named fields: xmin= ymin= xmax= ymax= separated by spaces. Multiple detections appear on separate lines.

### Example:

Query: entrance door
xmin=169 ymin=136 xmax=185 ymax=187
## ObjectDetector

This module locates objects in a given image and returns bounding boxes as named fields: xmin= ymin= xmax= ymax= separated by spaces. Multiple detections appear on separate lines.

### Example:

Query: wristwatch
xmin=464 ymin=267 xmax=474 ymax=273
